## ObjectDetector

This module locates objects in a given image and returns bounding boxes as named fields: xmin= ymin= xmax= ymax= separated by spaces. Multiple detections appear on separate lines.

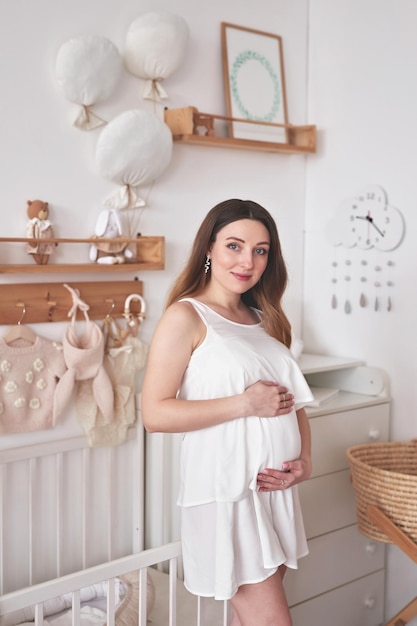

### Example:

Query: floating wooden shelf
xmin=164 ymin=107 xmax=316 ymax=155
xmin=0 ymin=236 xmax=164 ymax=274
xmin=171 ymin=129 xmax=316 ymax=154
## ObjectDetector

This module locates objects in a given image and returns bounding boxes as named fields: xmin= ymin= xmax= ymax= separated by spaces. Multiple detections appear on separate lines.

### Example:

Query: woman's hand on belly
xmin=244 ymin=381 xmax=294 ymax=417
xmin=256 ymin=457 xmax=312 ymax=492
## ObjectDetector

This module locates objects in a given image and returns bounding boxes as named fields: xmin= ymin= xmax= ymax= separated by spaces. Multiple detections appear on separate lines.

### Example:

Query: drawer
xmin=299 ymin=469 xmax=357 ymax=538
xmin=285 ymin=524 xmax=385 ymax=605
xmin=309 ymin=403 xmax=389 ymax=477
xmin=290 ymin=570 xmax=385 ymax=626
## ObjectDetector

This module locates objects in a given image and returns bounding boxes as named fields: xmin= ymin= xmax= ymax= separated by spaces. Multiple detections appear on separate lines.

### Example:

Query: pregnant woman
xmin=142 ymin=198 xmax=313 ymax=626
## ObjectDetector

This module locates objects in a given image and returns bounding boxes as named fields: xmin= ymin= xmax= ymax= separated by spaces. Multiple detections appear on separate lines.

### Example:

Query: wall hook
xmin=124 ymin=293 xmax=146 ymax=320
xmin=17 ymin=303 xmax=26 ymax=325
xmin=46 ymin=292 xmax=57 ymax=321
xmin=122 ymin=293 xmax=146 ymax=338
xmin=105 ymin=299 xmax=116 ymax=317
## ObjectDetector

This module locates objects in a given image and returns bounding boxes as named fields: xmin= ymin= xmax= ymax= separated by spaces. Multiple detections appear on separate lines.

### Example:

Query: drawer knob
xmin=368 ymin=429 xmax=381 ymax=440
xmin=364 ymin=597 xmax=376 ymax=609
xmin=366 ymin=542 xmax=377 ymax=553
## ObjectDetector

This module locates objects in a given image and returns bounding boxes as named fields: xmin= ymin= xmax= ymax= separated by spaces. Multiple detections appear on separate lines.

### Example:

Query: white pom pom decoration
xmin=95 ymin=109 xmax=173 ymax=209
xmin=56 ymin=36 xmax=122 ymax=130
xmin=124 ymin=12 xmax=189 ymax=101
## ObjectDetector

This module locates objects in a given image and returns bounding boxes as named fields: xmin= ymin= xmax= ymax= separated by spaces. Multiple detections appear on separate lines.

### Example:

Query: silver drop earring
xmin=204 ymin=255 xmax=211 ymax=274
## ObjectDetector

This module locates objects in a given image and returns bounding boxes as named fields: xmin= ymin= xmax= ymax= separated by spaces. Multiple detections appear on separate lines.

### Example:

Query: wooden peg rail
xmin=0 ymin=281 xmax=144 ymax=325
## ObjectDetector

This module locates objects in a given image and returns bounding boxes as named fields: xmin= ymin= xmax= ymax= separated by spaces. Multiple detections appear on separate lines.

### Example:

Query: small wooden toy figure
xmin=26 ymin=199 xmax=57 ymax=264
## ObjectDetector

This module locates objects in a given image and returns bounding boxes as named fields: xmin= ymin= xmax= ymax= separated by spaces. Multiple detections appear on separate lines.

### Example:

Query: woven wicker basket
xmin=346 ymin=439 xmax=417 ymax=544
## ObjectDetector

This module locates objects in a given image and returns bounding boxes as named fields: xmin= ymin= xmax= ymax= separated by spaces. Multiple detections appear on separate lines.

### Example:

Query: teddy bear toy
xmin=89 ymin=209 xmax=134 ymax=264
xmin=26 ymin=199 xmax=57 ymax=265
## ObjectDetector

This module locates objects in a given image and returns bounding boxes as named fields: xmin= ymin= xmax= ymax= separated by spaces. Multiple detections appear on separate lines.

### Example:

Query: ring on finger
xmin=280 ymin=480 xmax=285 ymax=487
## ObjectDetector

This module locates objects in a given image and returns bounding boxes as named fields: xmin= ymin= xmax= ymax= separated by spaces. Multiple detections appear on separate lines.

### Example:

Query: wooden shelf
xmin=171 ymin=131 xmax=316 ymax=154
xmin=164 ymin=107 xmax=316 ymax=154
xmin=0 ymin=236 xmax=164 ymax=274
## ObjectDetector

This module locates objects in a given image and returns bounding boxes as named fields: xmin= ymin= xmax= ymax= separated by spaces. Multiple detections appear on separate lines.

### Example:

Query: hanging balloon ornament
xmin=123 ymin=12 xmax=189 ymax=102
xmin=55 ymin=35 xmax=123 ymax=131
xmin=95 ymin=108 xmax=173 ymax=216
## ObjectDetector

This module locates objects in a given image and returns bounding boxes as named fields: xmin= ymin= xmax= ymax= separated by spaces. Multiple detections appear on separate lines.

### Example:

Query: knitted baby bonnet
xmin=53 ymin=285 xmax=114 ymax=423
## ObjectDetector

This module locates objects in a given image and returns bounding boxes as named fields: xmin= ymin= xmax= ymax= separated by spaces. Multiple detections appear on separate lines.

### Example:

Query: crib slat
xmin=106 ymin=447 xmax=114 ymax=561
xmin=106 ymin=578 xmax=116 ymax=626
xmin=34 ymin=601 xmax=44 ymax=625
xmin=133 ymin=399 xmax=145 ymax=553
xmin=82 ymin=447 xmax=89 ymax=569
xmin=168 ymin=556 xmax=178 ymax=626
xmin=197 ymin=595 xmax=204 ymax=625
xmin=138 ymin=567 xmax=148 ymax=626
xmin=71 ymin=589 xmax=81 ymax=626
xmin=56 ymin=452 xmax=63 ymax=577
xmin=28 ymin=457 xmax=35 ymax=586
xmin=223 ymin=599 xmax=230 ymax=626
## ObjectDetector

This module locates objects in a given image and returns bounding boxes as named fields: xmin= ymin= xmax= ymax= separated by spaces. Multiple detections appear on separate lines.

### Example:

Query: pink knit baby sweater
xmin=0 ymin=336 xmax=66 ymax=433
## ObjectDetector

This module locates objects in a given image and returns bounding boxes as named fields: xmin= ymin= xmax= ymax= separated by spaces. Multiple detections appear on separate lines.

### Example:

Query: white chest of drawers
xmin=285 ymin=354 xmax=390 ymax=626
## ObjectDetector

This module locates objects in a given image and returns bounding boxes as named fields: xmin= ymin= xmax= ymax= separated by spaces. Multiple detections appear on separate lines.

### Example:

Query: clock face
xmin=350 ymin=185 xmax=387 ymax=249
xmin=329 ymin=185 xmax=405 ymax=252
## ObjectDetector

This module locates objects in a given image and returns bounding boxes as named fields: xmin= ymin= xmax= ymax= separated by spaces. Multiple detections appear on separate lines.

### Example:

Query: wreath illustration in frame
xmin=221 ymin=22 xmax=289 ymax=144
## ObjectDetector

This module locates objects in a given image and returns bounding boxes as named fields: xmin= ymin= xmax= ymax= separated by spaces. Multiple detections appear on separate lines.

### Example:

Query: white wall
xmin=0 ymin=0 xmax=310 ymax=565
xmin=2 ymin=0 xmax=414 ymax=623
xmin=0 ymin=0 xmax=311 ymax=588
xmin=304 ymin=0 xmax=417 ymax=622
xmin=0 ymin=0 xmax=309 ymax=448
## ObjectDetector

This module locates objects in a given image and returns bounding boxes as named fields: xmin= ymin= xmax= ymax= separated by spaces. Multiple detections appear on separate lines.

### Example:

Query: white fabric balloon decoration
xmin=124 ymin=12 xmax=189 ymax=102
xmin=95 ymin=109 xmax=173 ymax=210
xmin=56 ymin=35 xmax=122 ymax=130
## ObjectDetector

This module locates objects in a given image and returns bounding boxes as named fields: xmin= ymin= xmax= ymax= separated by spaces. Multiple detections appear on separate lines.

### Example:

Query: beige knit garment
xmin=75 ymin=334 xmax=148 ymax=447
xmin=0 ymin=335 xmax=66 ymax=433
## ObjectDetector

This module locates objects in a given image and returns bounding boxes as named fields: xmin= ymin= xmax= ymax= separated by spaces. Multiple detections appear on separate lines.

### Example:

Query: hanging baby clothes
xmin=53 ymin=285 xmax=114 ymax=425
xmin=0 ymin=333 xmax=66 ymax=433
xmin=75 ymin=315 xmax=148 ymax=447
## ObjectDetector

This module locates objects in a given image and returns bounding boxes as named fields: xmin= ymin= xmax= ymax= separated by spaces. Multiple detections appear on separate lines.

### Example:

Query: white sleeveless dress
xmin=177 ymin=298 xmax=314 ymax=600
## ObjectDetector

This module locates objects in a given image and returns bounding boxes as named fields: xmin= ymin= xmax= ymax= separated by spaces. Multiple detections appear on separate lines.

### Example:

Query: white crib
xmin=0 ymin=407 xmax=228 ymax=626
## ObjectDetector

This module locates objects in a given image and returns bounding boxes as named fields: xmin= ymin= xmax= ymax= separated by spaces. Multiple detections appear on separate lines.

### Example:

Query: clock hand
xmin=355 ymin=215 xmax=371 ymax=240
xmin=354 ymin=215 xmax=385 ymax=237
xmin=366 ymin=216 xmax=385 ymax=237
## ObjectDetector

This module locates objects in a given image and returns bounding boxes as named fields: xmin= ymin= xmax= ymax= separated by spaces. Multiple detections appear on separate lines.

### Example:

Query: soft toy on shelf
xmin=26 ymin=199 xmax=57 ymax=265
xmin=89 ymin=208 xmax=134 ymax=264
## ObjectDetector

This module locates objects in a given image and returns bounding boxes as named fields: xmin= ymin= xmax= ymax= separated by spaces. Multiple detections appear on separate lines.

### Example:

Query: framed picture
xmin=221 ymin=22 xmax=289 ymax=143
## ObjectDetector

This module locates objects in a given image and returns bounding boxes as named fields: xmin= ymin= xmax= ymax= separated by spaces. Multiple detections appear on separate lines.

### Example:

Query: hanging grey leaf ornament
xmin=344 ymin=299 xmax=352 ymax=314
xmin=331 ymin=294 xmax=337 ymax=309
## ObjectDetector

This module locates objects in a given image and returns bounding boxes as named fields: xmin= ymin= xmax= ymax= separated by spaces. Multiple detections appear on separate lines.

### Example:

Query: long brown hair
xmin=166 ymin=198 xmax=292 ymax=347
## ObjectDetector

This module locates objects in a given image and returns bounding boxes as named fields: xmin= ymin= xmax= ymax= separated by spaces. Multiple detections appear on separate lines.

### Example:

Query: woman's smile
xmin=232 ymin=272 xmax=253 ymax=281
